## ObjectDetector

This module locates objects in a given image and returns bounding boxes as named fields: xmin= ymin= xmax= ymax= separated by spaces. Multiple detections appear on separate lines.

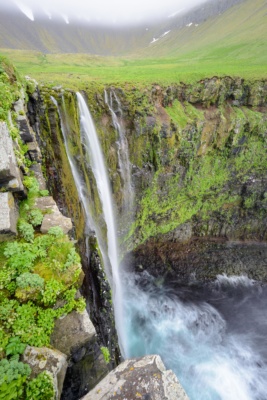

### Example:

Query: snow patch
xmin=42 ymin=8 xmax=52 ymax=20
xmin=150 ymin=37 xmax=159 ymax=44
xmin=186 ymin=22 xmax=193 ymax=27
xmin=15 ymin=1 xmax=34 ymax=21
xmin=62 ymin=14 xmax=69 ymax=24
xmin=149 ymin=30 xmax=171 ymax=45
xmin=168 ymin=8 xmax=185 ymax=18
xmin=161 ymin=30 xmax=170 ymax=37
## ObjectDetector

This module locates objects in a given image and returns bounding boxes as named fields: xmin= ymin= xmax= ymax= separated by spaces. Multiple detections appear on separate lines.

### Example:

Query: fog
xmin=0 ymin=0 xmax=209 ymax=25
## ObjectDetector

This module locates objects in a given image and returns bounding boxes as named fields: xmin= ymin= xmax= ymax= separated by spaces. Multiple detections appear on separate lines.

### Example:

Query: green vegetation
xmin=0 ymin=0 xmax=266 ymax=87
xmin=0 ymin=175 xmax=84 ymax=398
xmin=100 ymin=346 xmax=111 ymax=364
xmin=123 ymin=96 xmax=267 ymax=247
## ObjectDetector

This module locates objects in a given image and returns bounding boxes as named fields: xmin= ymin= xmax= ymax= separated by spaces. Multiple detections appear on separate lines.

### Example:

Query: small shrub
xmin=64 ymin=248 xmax=80 ymax=270
xmin=26 ymin=371 xmax=55 ymax=400
xmin=17 ymin=220 xmax=34 ymax=243
xmin=16 ymin=273 xmax=44 ymax=290
xmin=39 ymin=190 xmax=49 ymax=197
xmin=23 ymin=177 xmax=39 ymax=193
xmin=100 ymin=346 xmax=111 ymax=364
xmin=27 ymin=209 xmax=43 ymax=227
xmin=48 ymin=227 xmax=64 ymax=238
xmin=0 ymin=358 xmax=31 ymax=400
xmin=42 ymin=279 xmax=64 ymax=306
xmin=5 ymin=337 xmax=26 ymax=357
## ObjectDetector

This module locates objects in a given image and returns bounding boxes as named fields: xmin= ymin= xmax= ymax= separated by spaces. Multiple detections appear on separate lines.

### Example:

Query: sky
xmin=0 ymin=0 xmax=208 ymax=25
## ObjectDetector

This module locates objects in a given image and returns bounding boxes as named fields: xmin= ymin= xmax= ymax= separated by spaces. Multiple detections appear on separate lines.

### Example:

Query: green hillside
xmin=0 ymin=0 xmax=266 ymax=86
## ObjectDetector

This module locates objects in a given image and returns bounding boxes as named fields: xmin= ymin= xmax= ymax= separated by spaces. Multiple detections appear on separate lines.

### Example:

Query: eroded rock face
xmin=0 ymin=192 xmax=18 ymax=241
xmin=22 ymin=346 xmax=68 ymax=400
xmin=82 ymin=355 xmax=189 ymax=400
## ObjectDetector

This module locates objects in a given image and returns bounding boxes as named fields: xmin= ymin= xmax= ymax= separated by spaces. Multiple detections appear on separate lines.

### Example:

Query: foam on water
xmin=123 ymin=272 xmax=267 ymax=400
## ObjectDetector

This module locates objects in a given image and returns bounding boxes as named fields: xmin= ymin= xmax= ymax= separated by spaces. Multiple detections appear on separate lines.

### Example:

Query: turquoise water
xmin=123 ymin=272 xmax=267 ymax=400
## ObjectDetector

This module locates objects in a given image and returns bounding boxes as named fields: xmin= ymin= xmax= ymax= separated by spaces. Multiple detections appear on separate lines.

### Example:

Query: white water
xmin=123 ymin=272 xmax=267 ymax=400
xmin=51 ymin=95 xmax=110 ymax=275
xmin=104 ymin=89 xmax=133 ymax=215
xmin=76 ymin=92 xmax=126 ymax=356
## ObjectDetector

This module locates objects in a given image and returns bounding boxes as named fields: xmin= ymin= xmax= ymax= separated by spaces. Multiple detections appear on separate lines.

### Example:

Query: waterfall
xmin=104 ymin=89 xmax=134 ymax=217
xmin=50 ymin=95 xmax=110 ymax=294
xmin=76 ymin=92 xmax=126 ymax=356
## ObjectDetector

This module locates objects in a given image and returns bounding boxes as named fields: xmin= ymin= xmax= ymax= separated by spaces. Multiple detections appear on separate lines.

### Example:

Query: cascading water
xmin=104 ymin=89 xmax=133 ymax=216
xmin=76 ymin=92 xmax=126 ymax=356
xmin=123 ymin=272 xmax=267 ymax=400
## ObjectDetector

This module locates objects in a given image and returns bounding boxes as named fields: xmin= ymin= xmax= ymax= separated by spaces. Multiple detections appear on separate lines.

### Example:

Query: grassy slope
xmin=0 ymin=0 xmax=266 ymax=87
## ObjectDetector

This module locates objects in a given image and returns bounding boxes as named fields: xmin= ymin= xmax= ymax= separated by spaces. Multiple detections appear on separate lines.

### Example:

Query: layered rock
xmin=82 ymin=355 xmax=189 ymax=400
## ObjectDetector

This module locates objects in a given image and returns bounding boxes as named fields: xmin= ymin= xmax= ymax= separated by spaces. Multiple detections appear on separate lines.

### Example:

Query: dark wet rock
xmin=82 ymin=354 xmax=189 ymax=400
xmin=125 ymin=238 xmax=267 ymax=283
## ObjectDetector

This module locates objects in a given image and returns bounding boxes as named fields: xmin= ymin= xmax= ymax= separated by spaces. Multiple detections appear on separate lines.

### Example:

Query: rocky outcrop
xmin=0 ymin=192 xmax=18 ymax=241
xmin=35 ymin=196 xmax=73 ymax=234
xmin=54 ymin=310 xmax=109 ymax=400
xmin=82 ymin=355 xmax=189 ymax=400
xmin=22 ymin=346 xmax=68 ymax=400
xmin=0 ymin=121 xmax=24 ymax=193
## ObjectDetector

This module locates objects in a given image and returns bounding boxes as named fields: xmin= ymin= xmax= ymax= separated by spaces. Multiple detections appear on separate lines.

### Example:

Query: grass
xmin=0 ymin=0 xmax=266 ymax=87
xmin=0 ymin=48 xmax=266 ymax=90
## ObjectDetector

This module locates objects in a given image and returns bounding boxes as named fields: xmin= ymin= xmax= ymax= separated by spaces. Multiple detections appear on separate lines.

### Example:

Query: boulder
xmin=53 ymin=310 xmax=109 ymax=399
xmin=41 ymin=212 xmax=73 ymax=234
xmin=35 ymin=196 xmax=73 ymax=234
xmin=82 ymin=354 xmax=189 ymax=400
xmin=51 ymin=310 xmax=96 ymax=357
xmin=0 ymin=192 xmax=18 ymax=241
xmin=23 ymin=346 xmax=68 ymax=400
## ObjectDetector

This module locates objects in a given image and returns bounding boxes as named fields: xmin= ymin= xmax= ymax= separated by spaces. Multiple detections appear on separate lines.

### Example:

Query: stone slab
xmin=82 ymin=354 xmax=189 ymax=400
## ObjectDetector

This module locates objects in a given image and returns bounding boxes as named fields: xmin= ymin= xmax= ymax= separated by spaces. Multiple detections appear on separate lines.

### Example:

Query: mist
xmin=1 ymin=0 xmax=209 ymax=25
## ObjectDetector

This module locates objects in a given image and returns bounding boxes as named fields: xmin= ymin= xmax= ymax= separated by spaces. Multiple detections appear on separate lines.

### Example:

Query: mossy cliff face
xmin=93 ymin=78 xmax=266 ymax=282
xmin=27 ymin=87 xmax=120 ymax=372
xmin=31 ymin=77 xmax=267 ymax=283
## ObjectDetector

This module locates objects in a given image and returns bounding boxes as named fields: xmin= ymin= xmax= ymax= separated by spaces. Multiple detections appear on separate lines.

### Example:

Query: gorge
xmin=26 ymin=77 xmax=267 ymax=399
xmin=0 ymin=0 xmax=267 ymax=398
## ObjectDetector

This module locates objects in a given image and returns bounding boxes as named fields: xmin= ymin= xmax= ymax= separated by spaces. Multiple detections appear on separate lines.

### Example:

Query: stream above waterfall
xmin=123 ymin=272 xmax=267 ymax=400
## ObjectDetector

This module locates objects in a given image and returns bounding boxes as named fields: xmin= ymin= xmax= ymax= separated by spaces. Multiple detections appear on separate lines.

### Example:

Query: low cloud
xmin=3 ymin=0 xmax=208 ymax=25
